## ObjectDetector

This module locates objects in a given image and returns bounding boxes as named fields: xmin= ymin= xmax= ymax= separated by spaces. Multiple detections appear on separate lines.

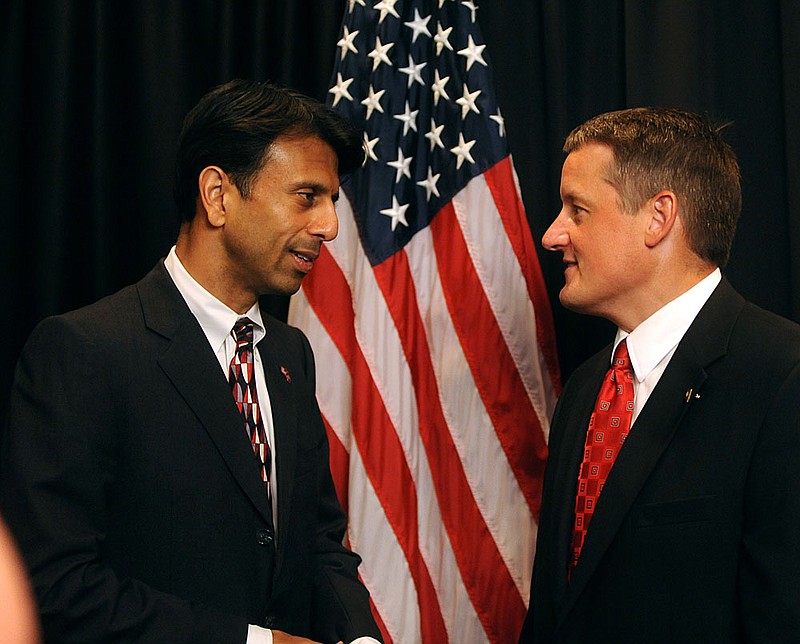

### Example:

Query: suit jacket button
xmin=263 ymin=615 xmax=275 ymax=628
xmin=257 ymin=528 xmax=274 ymax=546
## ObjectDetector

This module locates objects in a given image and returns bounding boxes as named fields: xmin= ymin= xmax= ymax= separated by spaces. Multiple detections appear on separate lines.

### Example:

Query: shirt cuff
xmin=247 ymin=624 xmax=273 ymax=644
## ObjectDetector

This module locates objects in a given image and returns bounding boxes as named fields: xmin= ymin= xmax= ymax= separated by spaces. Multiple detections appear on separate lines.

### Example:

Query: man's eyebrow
xmin=288 ymin=181 xmax=332 ymax=193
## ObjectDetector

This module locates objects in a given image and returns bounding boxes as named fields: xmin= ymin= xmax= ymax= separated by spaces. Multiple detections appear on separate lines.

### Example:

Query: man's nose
xmin=311 ymin=200 xmax=339 ymax=242
xmin=542 ymin=211 xmax=569 ymax=251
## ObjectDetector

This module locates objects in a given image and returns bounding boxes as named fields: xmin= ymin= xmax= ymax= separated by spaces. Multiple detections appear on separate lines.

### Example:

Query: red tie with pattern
xmin=229 ymin=318 xmax=273 ymax=505
xmin=570 ymin=339 xmax=634 ymax=572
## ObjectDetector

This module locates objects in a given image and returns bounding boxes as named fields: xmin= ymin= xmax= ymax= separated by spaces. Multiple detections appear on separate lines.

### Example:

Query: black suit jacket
xmin=1 ymin=262 xmax=381 ymax=643
xmin=521 ymin=279 xmax=800 ymax=643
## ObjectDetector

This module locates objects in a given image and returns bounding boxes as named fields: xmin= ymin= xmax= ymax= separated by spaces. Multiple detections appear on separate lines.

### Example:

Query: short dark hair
xmin=174 ymin=79 xmax=364 ymax=222
xmin=564 ymin=107 xmax=741 ymax=267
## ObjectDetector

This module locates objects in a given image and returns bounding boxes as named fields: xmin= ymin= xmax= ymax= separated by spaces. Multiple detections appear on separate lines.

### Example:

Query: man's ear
xmin=645 ymin=190 xmax=678 ymax=248
xmin=197 ymin=166 xmax=228 ymax=228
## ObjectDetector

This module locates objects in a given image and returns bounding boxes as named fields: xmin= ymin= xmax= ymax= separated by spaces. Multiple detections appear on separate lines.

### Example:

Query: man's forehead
xmin=560 ymin=145 xmax=620 ymax=203
xmin=563 ymin=143 xmax=615 ymax=179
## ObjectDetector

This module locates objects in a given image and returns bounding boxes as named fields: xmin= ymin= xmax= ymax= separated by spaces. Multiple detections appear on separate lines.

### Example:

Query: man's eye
xmin=298 ymin=192 xmax=315 ymax=203
xmin=572 ymin=204 xmax=589 ymax=219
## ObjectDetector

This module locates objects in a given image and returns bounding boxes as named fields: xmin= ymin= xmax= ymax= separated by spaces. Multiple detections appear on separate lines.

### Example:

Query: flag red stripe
xmin=431 ymin=201 xmax=548 ymax=513
xmin=484 ymin=158 xmax=561 ymax=395
xmin=303 ymin=248 xmax=448 ymax=642
xmin=373 ymin=249 xmax=526 ymax=643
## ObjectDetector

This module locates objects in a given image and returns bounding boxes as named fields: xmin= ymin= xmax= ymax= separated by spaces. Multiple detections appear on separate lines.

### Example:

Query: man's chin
xmin=261 ymin=278 xmax=304 ymax=299
xmin=558 ymin=287 xmax=589 ymax=315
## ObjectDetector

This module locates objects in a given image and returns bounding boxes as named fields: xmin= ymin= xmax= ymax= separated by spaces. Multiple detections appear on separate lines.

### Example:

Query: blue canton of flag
xmin=330 ymin=0 xmax=508 ymax=265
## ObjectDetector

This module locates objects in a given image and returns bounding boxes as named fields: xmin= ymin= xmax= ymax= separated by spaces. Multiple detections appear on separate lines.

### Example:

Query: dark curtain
xmin=3 ymin=0 xmax=799 ymax=416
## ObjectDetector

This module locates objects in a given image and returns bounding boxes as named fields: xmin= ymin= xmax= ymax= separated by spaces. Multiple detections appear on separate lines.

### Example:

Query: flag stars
xmin=425 ymin=118 xmax=445 ymax=151
xmin=450 ymin=132 xmax=476 ymax=169
xmin=400 ymin=54 xmax=427 ymax=88
xmin=337 ymin=25 xmax=359 ymax=61
xmin=380 ymin=195 xmax=410 ymax=231
xmin=329 ymin=73 xmax=354 ymax=107
xmin=361 ymin=84 xmax=386 ymax=119
xmin=431 ymin=69 xmax=450 ymax=106
xmin=387 ymin=147 xmax=413 ymax=183
xmin=434 ymin=23 xmax=454 ymax=56
xmin=458 ymin=34 xmax=487 ymax=71
xmin=417 ymin=167 xmax=441 ymax=201
xmin=374 ymin=0 xmax=400 ymax=23
xmin=368 ymin=36 xmax=394 ymax=71
xmin=490 ymin=109 xmax=506 ymax=137
xmin=348 ymin=0 xmax=366 ymax=10
xmin=456 ymin=83 xmax=482 ymax=119
xmin=394 ymin=101 xmax=419 ymax=135
xmin=404 ymin=9 xmax=431 ymax=42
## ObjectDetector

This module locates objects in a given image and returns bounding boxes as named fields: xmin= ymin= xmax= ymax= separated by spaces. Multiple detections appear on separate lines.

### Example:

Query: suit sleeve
xmin=294 ymin=331 xmax=383 ymax=643
xmin=738 ymin=359 xmax=800 ymax=641
xmin=0 ymin=316 xmax=248 ymax=643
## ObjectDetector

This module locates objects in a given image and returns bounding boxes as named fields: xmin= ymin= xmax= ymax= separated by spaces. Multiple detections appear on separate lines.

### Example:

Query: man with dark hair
xmin=520 ymin=107 xmax=800 ymax=642
xmin=1 ymin=80 xmax=382 ymax=644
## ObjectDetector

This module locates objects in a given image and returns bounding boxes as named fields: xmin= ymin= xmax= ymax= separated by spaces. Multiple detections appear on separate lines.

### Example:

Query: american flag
xmin=287 ymin=1 xmax=560 ymax=641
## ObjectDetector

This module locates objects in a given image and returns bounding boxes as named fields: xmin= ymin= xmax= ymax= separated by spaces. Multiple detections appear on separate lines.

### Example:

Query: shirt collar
xmin=614 ymin=268 xmax=721 ymax=382
xmin=164 ymin=246 xmax=265 ymax=353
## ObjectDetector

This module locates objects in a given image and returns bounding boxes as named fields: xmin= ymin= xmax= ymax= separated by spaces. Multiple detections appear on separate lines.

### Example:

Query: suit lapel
xmin=557 ymin=279 xmax=745 ymax=622
xmin=137 ymin=262 xmax=273 ymax=525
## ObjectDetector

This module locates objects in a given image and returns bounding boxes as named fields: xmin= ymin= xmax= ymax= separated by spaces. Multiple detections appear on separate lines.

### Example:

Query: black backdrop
xmin=3 ymin=0 xmax=799 ymax=416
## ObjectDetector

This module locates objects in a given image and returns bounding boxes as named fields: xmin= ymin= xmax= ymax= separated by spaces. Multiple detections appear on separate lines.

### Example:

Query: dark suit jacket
xmin=1 ymin=262 xmax=381 ymax=644
xmin=520 ymin=279 xmax=800 ymax=643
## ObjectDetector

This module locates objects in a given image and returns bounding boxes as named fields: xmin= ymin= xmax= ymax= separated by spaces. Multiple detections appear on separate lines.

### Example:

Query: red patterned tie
xmin=229 ymin=319 xmax=272 ymax=504
xmin=571 ymin=339 xmax=634 ymax=572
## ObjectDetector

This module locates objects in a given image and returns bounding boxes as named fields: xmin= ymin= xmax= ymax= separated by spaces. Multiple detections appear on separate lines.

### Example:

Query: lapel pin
xmin=280 ymin=365 xmax=292 ymax=383
xmin=684 ymin=388 xmax=701 ymax=403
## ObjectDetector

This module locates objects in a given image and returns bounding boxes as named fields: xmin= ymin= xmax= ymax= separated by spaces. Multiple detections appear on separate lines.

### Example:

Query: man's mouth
xmin=291 ymin=250 xmax=319 ymax=273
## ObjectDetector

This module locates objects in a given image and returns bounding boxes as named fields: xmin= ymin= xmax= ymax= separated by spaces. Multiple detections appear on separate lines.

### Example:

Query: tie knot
xmin=613 ymin=339 xmax=630 ymax=370
xmin=232 ymin=318 xmax=255 ymax=345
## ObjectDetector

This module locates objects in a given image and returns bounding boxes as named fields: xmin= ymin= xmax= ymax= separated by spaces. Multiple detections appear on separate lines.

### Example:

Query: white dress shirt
xmin=612 ymin=268 xmax=722 ymax=424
